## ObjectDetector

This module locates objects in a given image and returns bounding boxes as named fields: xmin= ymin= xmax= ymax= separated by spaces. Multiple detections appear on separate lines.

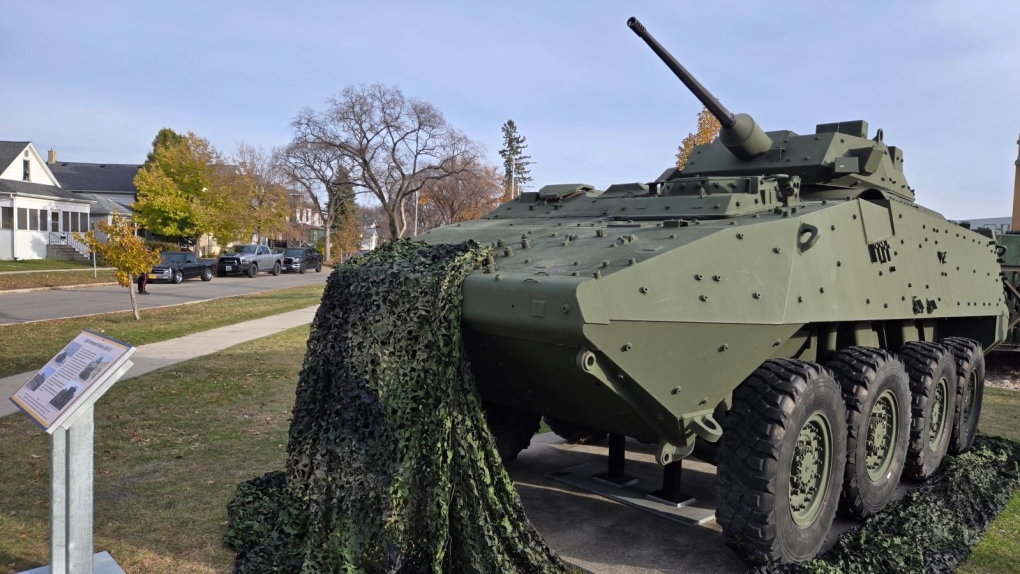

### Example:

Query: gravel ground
xmin=985 ymin=352 xmax=1020 ymax=391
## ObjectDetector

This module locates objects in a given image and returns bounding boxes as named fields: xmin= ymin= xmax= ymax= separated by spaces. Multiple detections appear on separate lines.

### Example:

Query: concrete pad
xmin=1 ymin=306 xmax=318 ymax=418
xmin=512 ymin=433 xmax=917 ymax=574
xmin=17 ymin=551 xmax=125 ymax=574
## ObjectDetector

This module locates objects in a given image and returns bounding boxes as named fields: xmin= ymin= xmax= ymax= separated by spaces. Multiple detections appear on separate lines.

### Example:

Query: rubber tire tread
xmin=483 ymin=402 xmax=541 ymax=463
xmin=272 ymin=262 xmax=281 ymax=276
xmin=827 ymin=346 xmax=910 ymax=519
xmin=247 ymin=263 xmax=258 ymax=278
xmin=173 ymin=270 xmax=183 ymax=284
xmin=543 ymin=417 xmax=608 ymax=444
xmin=202 ymin=268 xmax=213 ymax=281
xmin=716 ymin=358 xmax=847 ymax=564
xmin=941 ymin=337 xmax=985 ymax=455
xmin=900 ymin=342 xmax=958 ymax=481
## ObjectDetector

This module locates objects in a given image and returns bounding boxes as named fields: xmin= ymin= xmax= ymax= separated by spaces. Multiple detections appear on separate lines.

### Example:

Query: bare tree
xmin=289 ymin=84 xmax=479 ymax=239
xmin=418 ymin=158 xmax=504 ymax=231
xmin=281 ymin=140 xmax=350 ymax=260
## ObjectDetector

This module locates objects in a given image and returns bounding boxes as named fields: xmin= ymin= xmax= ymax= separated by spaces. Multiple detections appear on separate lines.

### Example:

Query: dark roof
xmin=80 ymin=193 xmax=133 ymax=216
xmin=47 ymin=161 xmax=142 ymax=193
xmin=0 ymin=179 xmax=93 ymax=203
xmin=0 ymin=141 xmax=30 ymax=169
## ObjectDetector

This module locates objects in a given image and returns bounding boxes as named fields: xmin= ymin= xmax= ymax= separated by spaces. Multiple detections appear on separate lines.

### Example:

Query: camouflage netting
xmin=754 ymin=435 xmax=1020 ymax=574
xmin=225 ymin=239 xmax=572 ymax=574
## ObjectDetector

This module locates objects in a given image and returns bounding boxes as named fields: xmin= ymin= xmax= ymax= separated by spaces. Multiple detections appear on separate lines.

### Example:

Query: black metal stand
xmin=593 ymin=434 xmax=638 ymax=488
xmin=647 ymin=459 xmax=696 ymax=507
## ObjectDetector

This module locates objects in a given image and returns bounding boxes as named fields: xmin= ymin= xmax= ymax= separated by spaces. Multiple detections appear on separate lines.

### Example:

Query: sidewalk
xmin=0 ymin=305 xmax=319 ymax=418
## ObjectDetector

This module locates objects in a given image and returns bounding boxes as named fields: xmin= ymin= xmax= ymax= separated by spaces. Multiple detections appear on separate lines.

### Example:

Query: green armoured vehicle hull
xmin=421 ymin=16 xmax=1006 ymax=565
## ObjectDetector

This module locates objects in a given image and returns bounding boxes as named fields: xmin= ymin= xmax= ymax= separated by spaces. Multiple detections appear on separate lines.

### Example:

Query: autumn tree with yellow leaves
xmin=77 ymin=212 xmax=161 ymax=321
xmin=676 ymin=107 xmax=722 ymax=170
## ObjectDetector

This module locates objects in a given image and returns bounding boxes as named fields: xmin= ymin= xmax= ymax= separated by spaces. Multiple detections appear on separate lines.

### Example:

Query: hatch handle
xmin=797 ymin=223 xmax=820 ymax=253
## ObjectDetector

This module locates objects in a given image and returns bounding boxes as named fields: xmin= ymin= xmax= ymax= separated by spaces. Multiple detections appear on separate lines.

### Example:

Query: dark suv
xmin=281 ymin=247 xmax=323 ymax=274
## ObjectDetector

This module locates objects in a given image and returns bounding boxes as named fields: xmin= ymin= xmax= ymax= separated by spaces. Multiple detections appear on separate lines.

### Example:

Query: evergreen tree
xmin=498 ymin=120 xmax=533 ymax=198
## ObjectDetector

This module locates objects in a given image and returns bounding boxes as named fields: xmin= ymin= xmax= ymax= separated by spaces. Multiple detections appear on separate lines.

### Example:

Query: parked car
xmin=280 ymin=247 xmax=323 ymax=274
xmin=217 ymin=244 xmax=283 ymax=277
xmin=148 ymin=251 xmax=216 ymax=283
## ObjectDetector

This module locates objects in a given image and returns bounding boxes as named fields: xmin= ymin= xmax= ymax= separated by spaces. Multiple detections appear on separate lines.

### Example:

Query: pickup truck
xmin=280 ymin=247 xmax=324 ymax=273
xmin=148 ymin=251 xmax=216 ymax=283
xmin=217 ymin=244 xmax=283 ymax=278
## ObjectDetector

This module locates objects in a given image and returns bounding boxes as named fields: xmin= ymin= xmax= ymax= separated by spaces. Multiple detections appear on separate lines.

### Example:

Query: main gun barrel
xmin=627 ymin=17 xmax=773 ymax=161
xmin=627 ymin=17 xmax=735 ymax=130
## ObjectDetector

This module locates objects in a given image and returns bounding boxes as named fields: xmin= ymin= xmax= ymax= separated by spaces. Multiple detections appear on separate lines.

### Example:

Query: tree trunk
xmin=128 ymin=274 xmax=141 ymax=321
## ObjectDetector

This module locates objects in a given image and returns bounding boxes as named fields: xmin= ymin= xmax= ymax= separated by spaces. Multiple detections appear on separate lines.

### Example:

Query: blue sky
xmin=3 ymin=1 xmax=1018 ymax=219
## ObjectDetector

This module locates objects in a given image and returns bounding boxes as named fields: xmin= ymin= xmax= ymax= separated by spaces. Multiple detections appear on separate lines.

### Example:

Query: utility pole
xmin=413 ymin=190 xmax=418 ymax=236
xmin=511 ymin=161 xmax=516 ymax=199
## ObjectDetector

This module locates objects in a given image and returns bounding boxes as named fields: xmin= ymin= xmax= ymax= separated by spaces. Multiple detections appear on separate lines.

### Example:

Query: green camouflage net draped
xmin=226 ymin=239 xmax=571 ymax=574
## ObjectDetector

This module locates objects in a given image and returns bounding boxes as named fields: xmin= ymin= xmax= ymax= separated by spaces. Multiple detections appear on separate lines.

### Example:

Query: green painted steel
xmin=866 ymin=390 xmax=899 ymax=482
xmin=790 ymin=412 xmax=833 ymax=527
xmin=418 ymin=19 xmax=1007 ymax=468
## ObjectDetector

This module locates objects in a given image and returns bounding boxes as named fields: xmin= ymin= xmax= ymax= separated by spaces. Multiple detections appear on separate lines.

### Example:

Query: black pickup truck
xmin=148 ymin=251 xmax=216 ymax=284
xmin=280 ymin=247 xmax=324 ymax=273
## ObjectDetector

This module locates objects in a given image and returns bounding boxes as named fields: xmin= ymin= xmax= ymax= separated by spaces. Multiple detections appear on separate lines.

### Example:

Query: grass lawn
xmin=0 ymin=269 xmax=118 ymax=291
xmin=0 ymin=284 xmax=324 ymax=378
xmin=956 ymin=386 xmax=1020 ymax=573
xmin=0 ymin=260 xmax=96 ymax=272
xmin=0 ymin=327 xmax=306 ymax=574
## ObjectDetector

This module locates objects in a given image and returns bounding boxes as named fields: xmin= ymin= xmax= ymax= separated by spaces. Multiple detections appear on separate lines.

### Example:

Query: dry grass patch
xmin=0 ymin=269 xmax=118 ymax=291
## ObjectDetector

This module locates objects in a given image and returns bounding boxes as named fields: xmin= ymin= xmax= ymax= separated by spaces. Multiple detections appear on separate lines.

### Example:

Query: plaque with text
xmin=10 ymin=331 xmax=134 ymax=432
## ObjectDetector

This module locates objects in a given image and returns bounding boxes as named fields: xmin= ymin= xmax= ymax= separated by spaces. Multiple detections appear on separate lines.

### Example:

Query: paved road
xmin=0 ymin=270 xmax=329 ymax=325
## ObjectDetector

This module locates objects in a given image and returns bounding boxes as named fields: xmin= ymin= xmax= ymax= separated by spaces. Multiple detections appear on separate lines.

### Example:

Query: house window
xmin=17 ymin=208 xmax=27 ymax=230
xmin=51 ymin=211 xmax=60 ymax=232
xmin=28 ymin=209 xmax=39 ymax=231
xmin=1 ymin=207 xmax=11 ymax=229
xmin=62 ymin=211 xmax=70 ymax=232
xmin=70 ymin=212 xmax=79 ymax=232
xmin=23 ymin=159 xmax=30 ymax=181
xmin=79 ymin=213 xmax=89 ymax=231
xmin=39 ymin=210 xmax=48 ymax=232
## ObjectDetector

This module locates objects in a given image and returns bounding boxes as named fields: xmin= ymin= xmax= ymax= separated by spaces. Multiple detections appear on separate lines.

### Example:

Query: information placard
xmin=10 ymin=331 xmax=134 ymax=432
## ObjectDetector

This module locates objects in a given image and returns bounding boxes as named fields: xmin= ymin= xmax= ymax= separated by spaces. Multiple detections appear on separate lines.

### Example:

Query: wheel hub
xmin=928 ymin=376 xmax=949 ymax=447
xmin=789 ymin=412 xmax=832 ymax=527
xmin=865 ymin=390 xmax=898 ymax=481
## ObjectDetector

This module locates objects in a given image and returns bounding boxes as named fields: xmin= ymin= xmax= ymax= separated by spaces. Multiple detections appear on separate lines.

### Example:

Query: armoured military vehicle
xmin=420 ymin=17 xmax=1006 ymax=564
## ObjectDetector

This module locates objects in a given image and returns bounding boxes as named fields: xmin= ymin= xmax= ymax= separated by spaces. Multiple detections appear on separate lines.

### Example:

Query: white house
xmin=0 ymin=142 xmax=93 ymax=260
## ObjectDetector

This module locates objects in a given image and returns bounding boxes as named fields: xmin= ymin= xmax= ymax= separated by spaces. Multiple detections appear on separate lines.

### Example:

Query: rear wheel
xmin=543 ymin=416 xmax=607 ymax=444
xmin=941 ymin=337 xmax=985 ymax=454
xmin=482 ymin=401 xmax=541 ymax=463
xmin=828 ymin=347 xmax=910 ymax=518
xmin=717 ymin=359 xmax=847 ymax=564
xmin=247 ymin=263 xmax=258 ymax=278
xmin=900 ymin=342 xmax=958 ymax=481
xmin=315 ymin=261 xmax=322 ymax=272
xmin=201 ymin=267 xmax=213 ymax=281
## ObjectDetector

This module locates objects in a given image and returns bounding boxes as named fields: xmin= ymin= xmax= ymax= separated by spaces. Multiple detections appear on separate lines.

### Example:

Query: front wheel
xmin=315 ymin=261 xmax=322 ymax=273
xmin=172 ymin=270 xmax=183 ymax=284
xmin=201 ymin=267 xmax=213 ymax=281
xmin=298 ymin=263 xmax=306 ymax=274
xmin=828 ymin=347 xmax=910 ymax=519
xmin=247 ymin=264 xmax=258 ymax=278
xmin=717 ymin=359 xmax=847 ymax=564
xmin=272 ymin=262 xmax=281 ymax=276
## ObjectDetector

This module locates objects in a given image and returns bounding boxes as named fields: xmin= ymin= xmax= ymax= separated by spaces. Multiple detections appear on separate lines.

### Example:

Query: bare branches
xmin=288 ymin=84 xmax=480 ymax=239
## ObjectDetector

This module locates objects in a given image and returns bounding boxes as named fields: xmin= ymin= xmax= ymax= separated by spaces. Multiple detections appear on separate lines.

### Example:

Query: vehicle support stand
xmin=647 ymin=459 xmax=697 ymax=507
xmin=593 ymin=433 xmax=638 ymax=488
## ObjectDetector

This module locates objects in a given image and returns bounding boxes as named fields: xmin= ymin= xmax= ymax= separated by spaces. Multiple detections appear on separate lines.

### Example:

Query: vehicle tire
xmin=217 ymin=267 xmax=226 ymax=278
xmin=272 ymin=262 xmax=281 ymax=276
xmin=201 ymin=267 xmax=213 ymax=281
xmin=172 ymin=270 xmax=184 ymax=284
xmin=315 ymin=261 xmax=322 ymax=273
xmin=827 ymin=347 xmax=910 ymax=519
xmin=900 ymin=342 xmax=958 ymax=481
xmin=299 ymin=263 xmax=306 ymax=274
xmin=716 ymin=359 xmax=847 ymax=564
xmin=543 ymin=416 xmax=607 ymax=444
xmin=941 ymin=337 xmax=985 ymax=454
xmin=247 ymin=264 xmax=258 ymax=278
xmin=483 ymin=401 xmax=541 ymax=463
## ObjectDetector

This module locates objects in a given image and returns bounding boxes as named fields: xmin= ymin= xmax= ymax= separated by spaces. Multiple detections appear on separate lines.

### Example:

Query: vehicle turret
xmin=627 ymin=17 xmax=915 ymax=203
